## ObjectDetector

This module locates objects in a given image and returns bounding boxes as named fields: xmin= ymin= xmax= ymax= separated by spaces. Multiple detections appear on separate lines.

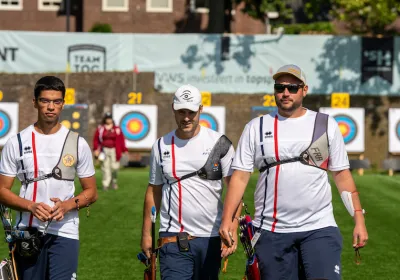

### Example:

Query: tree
xmin=304 ymin=0 xmax=333 ymax=22
xmin=208 ymin=0 xmax=226 ymax=33
xmin=331 ymin=0 xmax=400 ymax=35
xmin=207 ymin=0 xmax=400 ymax=35
xmin=232 ymin=0 xmax=293 ymax=24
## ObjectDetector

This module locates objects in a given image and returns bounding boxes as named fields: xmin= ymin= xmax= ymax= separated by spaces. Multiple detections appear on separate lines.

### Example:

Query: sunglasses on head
xmin=274 ymin=83 xmax=304 ymax=94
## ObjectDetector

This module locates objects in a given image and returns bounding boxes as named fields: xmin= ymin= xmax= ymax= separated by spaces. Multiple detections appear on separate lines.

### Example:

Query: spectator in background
xmin=93 ymin=112 xmax=128 ymax=191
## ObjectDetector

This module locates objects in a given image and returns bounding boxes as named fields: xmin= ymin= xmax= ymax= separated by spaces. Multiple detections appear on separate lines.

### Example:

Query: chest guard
xmin=19 ymin=130 xmax=79 ymax=185
xmin=160 ymin=135 xmax=232 ymax=184
xmin=259 ymin=112 xmax=329 ymax=173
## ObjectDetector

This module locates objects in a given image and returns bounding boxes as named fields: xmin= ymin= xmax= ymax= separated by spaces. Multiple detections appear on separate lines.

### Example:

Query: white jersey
xmin=0 ymin=125 xmax=95 ymax=240
xmin=149 ymin=126 xmax=235 ymax=237
xmin=232 ymin=109 xmax=349 ymax=233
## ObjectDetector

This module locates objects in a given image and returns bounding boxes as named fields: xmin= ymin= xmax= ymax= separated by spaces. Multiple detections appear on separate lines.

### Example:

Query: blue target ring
xmin=334 ymin=114 xmax=357 ymax=144
xmin=199 ymin=113 xmax=219 ymax=132
xmin=120 ymin=112 xmax=150 ymax=141
xmin=396 ymin=121 xmax=400 ymax=141
xmin=0 ymin=110 xmax=11 ymax=138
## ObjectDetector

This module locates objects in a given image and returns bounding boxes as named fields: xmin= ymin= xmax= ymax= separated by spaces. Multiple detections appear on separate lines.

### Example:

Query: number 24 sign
xmin=331 ymin=93 xmax=350 ymax=108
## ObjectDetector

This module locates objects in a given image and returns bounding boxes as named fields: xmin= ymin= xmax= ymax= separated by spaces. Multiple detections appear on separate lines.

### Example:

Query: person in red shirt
xmin=93 ymin=112 xmax=128 ymax=190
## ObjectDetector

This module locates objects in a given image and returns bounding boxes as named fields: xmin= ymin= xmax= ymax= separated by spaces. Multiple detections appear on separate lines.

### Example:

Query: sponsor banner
xmin=0 ymin=32 xmax=133 ymax=73
xmin=112 ymin=104 xmax=157 ymax=149
xmin=200 ymin=106 xmax=226 ymax=134
xmin=319 ymin=108 xmax=365 ymax=153
xmin=0 ymin=102 xmax=18 ymax=146
xmin=1 ymin=32 xmax=400 ymax=95
xmin=361 ymin=37 xmax=393 ymax=84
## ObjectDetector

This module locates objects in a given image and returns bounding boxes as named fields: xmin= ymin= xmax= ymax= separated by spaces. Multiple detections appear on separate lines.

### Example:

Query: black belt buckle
xmin=177 ymin=232 xmax=190 ymax=252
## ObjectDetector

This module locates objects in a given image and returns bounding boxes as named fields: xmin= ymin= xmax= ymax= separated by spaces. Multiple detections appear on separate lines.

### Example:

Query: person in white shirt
xmin=0 ymin=76 xmax=98 ymax=280
xmin=141 ymin=84 xmax=240 ymax=279
xmin=219 ymin=65 xmax=368 ymax=280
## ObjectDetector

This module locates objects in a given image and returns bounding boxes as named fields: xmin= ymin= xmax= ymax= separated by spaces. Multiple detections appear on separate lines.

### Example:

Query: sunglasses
xmin=274 ymin=83 xmax=304 ymax=94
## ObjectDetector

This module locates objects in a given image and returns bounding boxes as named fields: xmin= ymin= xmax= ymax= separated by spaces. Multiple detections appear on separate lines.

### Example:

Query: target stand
xmin=386 ymin=109 xmax=400 ymax=176
xmin=319 ymin=108 xmax=367 ymax=176
xmin=383 ymin=156 xmax=400 ymax=176
xmin=0 ymin=103 xmax=19 ymax=147
xmin=111 ymin=104 xmax=157 ymax=167
xmin=199 ymin=113 xmax=219 ymax=132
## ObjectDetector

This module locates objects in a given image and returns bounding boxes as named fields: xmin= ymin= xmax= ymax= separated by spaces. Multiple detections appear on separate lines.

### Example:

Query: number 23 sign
xmin=263 ymin=94 xmax=276 ymax=107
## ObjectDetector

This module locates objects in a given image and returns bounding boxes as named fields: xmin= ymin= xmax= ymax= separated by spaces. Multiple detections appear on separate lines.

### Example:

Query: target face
xmin=0 ymin=110 xmax=11 ymax=138
xmin=396 ymin=120 xmax=400 ymax=142
xmin=334 ymin=114 xmax=357 ymax=144
xmin=121 ymin=112 xmax=150 ymax=141
xmin=199 ymin=113 xmax=219 ymax=131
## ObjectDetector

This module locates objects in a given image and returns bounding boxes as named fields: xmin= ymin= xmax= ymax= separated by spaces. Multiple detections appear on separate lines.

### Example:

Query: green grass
xmin=1 ymin=169 xmax=399 ymax=279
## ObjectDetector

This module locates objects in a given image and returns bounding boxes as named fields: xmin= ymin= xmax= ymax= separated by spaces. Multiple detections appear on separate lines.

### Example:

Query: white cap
xmin=173 ymin=84 xmax=202 ymax=112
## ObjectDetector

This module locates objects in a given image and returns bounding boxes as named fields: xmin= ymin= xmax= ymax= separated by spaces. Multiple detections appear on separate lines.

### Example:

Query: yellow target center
xmin=339 ymin=124 xmax=348 ymax=136
xmin=199 ymin=121 xmax=208 ymax=127
xmin=129 ymin=121 xmax=141 ymax=132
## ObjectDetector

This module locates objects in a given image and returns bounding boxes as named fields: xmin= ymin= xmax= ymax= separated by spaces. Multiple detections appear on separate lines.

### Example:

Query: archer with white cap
xmin=140 ymin=84 xmax=241 ymax=279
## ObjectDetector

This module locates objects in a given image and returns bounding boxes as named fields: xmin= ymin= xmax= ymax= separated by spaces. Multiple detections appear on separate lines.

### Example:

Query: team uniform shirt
xmin=149 ymin=126 xmax=235 ymax=237
xmin=232 ymin=109 xmax=349 ymax=233
xmin=0 ymin=125 xmax=95 ymax=240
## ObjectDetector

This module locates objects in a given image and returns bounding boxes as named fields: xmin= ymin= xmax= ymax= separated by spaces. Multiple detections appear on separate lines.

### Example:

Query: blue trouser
xmin=159 ymin=232 xmax=222 ymax=280
xmin=254 ymin=226 xmax=343 ymax=280
xmin=15 ymin=233 xmax=79 ymax=280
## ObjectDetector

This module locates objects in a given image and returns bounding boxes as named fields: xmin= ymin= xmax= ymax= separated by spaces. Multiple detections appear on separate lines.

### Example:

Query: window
xmin=102 ymin=0 xmax=128 ymax=12
xmin=146 ymin=0 xmax=172 ymax=13
xmin=0 ymin=0 xmax=22 ymax=10
xmin=38 ymin=0 xmax=61 ymax=11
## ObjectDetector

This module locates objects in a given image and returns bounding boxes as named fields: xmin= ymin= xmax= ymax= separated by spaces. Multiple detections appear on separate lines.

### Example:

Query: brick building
xmin=0 ymin=0 xmax=265 ymax=34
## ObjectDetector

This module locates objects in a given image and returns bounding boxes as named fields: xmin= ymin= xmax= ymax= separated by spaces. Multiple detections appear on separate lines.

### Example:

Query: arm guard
xmin=340 ymin=191 xmax=365 ymax=217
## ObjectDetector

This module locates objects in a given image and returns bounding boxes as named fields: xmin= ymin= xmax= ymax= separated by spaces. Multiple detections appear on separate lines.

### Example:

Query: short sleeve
xmin=149 ymin=140 xmax=164 ymax=186
xmin=76 ymin=137 xmax=96 ymax=178
xmin=221 ymin=145 xmax=235 ymax=177
xmin=231 ymin=122 xmax=256 ymax=172
xmin=328 ymin=117 xmax=350 ymax=171
xmin=0 ymin=137 xmax=18 ymax=177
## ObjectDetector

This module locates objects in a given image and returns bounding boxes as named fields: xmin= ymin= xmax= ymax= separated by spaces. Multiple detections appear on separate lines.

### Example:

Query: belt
xmin=157 ymin=235 xmax=197 ymax=248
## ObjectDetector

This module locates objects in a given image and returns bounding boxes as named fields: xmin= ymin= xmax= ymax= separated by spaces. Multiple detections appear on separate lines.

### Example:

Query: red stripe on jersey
xmin=271 ymin=115 xmax=280 ymax=232
xmin=320 ymin=157 xmax=329 ymax=169
xmin=171 ymin=136 xmax=184 ymax=232
xmin=29 ymin=132 xmax=39 ymax=227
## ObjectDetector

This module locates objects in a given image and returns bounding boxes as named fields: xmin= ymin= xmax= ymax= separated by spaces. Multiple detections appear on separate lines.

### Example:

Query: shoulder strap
xmin=16 ymin=133 xmax=27 ymax=228
xmin=17 ymin=133 xmax=28 ymax=184
xmin=259 ymin=112 xmax=330 ymax=173
xmin=299 ymin=112 xmax=329 ymax=170
xmin=52 ymin=130 xmax=79 ymax=181
xmin=259 ymin=116 xmax=269 ymax=168
xmin=157 ymin=137 xmax=170 ymax=185
xmin=21 ymin=130 xmax=79 ymax=185
xmin=178 ymin=134 xmax=232 ymax=183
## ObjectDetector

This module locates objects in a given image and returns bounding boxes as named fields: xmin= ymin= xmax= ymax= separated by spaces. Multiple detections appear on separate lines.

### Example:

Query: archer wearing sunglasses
xmin=220 ymin=64 xmax=368 ymax=280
